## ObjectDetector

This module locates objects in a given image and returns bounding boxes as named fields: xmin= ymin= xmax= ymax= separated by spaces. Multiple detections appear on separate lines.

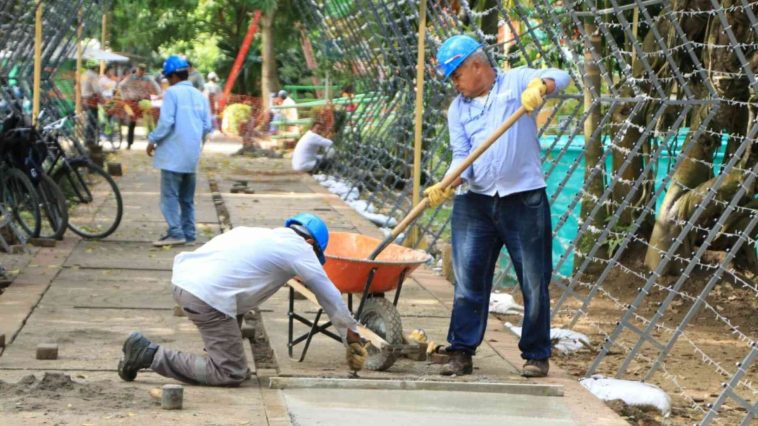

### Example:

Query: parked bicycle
xmin=41 ymin=114 xmax=123 ymax=239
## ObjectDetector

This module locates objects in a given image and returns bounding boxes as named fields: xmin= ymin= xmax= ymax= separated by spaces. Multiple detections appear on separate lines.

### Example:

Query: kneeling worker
xmin=117 ymin=213 xmax=367 ymax=386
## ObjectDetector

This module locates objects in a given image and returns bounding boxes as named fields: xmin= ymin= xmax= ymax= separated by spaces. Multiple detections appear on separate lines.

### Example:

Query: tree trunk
xmin=260 ymin=4 xmax=279 ymax=116
xmin=645 ymin=0 xmax=757 ymax=273
xmin=575 ymin=20 xmax=607 ymax=273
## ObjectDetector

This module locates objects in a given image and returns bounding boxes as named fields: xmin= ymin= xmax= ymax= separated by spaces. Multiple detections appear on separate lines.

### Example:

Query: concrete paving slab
xmin=119 ymin=192 xmax=219 ymax=224
xmin=106 ymin=220 xmax=220 ymax=243
xmin=261 ymin=279 xmax=522 ymax=381
xmin=65 ymin=240 xmax=188 ymax=270
xmin=283 ymin=388 xmax=577 ymax=426
xmin=43 ymin=268 xmax=174 ymax=309
xmin=0 ymin=305 xmax=212 ymax=371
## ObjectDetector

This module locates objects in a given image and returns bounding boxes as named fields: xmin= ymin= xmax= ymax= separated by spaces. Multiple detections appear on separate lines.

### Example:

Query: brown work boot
xmin=522 ymin=358 xmax=549 ymax=377
xmin=440 ymin=351 xmax=473 ymax=376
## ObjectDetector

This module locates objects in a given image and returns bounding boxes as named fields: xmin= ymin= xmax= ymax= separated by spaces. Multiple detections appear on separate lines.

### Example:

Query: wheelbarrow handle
xmin=368 ymin=106 xmax=528 ymax=260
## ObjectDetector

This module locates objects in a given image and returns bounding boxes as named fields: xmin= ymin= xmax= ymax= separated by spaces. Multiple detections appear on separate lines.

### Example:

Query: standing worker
xmin=117 ymin=214 xmax=368 ymax=386
xmin=187 ymin=60 xmax=206 ymax=91
xmin=146 ymin=55 xmax=212 ymax=247
xmin=425 ymin=35 xmax=570 ymax=377
xmin=80 ymin=59 xmax=103 ymax=147
xmin=203 ymin=72 xmax=221 ymax=132
xmin=276 ymin=90 xmax=300 ymax=137
xmin=119 ymin=63 xmax=161 ymax=150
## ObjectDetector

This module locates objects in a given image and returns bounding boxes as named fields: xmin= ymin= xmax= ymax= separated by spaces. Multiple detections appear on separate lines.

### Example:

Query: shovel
xmin=368 ymin=106 xmax=528 ymax=260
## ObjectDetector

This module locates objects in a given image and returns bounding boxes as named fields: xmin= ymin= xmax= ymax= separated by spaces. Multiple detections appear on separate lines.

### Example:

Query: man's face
xmin=450 ymin=59 xmax=486 ymax=98
xmin=136 ymin=68 xmax=145 ymax=77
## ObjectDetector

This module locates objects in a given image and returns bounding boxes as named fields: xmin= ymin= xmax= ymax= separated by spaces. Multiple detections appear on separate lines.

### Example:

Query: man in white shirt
xmin=277 ymin=90 xmax=299 ymax=136
xmin=117 ymin=213 xmax=367 ymax=386
xmin=292 ymin=120 xmax=334 ymax=172
xmin=81 ymin=60 xmax=103 ymax=147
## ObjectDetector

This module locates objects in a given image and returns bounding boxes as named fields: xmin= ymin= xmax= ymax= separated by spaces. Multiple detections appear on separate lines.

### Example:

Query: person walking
xmin=146 ymin=55 xmax=212 ymax=247
xmin=117 ymin=214 xmax=368 ymax=386
xmin=80 ymin=60 xmax=103 ymax=147
xmin=119 ymin=63 xmax=161 ymax=149
xmin=425 ymin=35 xmax=570 ymax=378
xmin=203 ymin=71 xmax=221 ymax=132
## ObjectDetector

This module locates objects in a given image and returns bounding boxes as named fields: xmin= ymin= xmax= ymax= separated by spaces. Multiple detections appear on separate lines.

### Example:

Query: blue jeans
xmin=160 ymin=170 xmax=196 ymax=241
xmin=448 ymin=188 xmax=552 ymax=360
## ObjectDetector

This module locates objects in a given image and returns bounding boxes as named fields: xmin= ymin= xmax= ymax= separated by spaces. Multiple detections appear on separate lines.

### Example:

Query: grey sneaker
xmin=440 ymin=351 xmax=473 ymax=376
xmin=152 ymin=235 xmax=186 ymax=247
xmin=522 ymin=358 xmax=549 ymax=377
xmin=117 ymin=332 xmax=159 ymax=382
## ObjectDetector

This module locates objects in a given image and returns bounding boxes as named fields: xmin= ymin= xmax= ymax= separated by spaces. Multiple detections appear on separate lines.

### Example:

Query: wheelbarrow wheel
xmin=358 ymin=297 xmax=403 ymax=371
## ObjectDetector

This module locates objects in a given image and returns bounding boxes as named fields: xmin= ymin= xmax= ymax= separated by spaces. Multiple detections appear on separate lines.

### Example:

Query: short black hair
xmin=186 ymin=59 xmax=193 ymax=67
xmin=170 ymin=70 xmax=189 ymax=81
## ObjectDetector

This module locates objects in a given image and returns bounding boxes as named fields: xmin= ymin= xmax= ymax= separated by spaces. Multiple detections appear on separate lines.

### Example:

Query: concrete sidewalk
xmin=0 ymin=138 xmax=623 ymax=425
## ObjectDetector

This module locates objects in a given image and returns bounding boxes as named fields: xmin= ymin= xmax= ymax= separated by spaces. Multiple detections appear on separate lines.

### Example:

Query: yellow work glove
xmin=521 ymin=78 xmax=548 ymax=112
xmin=346 ymin=341 xmax=368 ymax=371
xmin=424 ymin=183 xmax=455 ymax=208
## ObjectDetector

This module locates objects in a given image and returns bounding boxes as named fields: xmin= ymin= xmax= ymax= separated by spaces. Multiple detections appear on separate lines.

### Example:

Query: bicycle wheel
xmin=36 ymin=173 xmax=69 ymax=240
xmin=2 ymin=167 xmax=41 ymax=238
xmin=53 ymin=159 xmax=123 ymax=239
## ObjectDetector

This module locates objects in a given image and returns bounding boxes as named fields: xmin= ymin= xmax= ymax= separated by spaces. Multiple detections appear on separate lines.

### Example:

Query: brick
xmin=106 ymin=162 xmax=123 ymax=176
xmin=240 ymin=322 xmax=255 ymax=339
xmin=36 ymin=343 xmax=58 ymax=360
xmin=29 ymin=238 xmax=56 ymax=248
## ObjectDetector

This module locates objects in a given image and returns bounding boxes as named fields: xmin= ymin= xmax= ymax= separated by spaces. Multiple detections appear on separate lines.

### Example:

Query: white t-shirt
xmin=281 ymin=96 xmax=299 ymax=122
xmin=171 ymin=227 xmax=357 ymax=338
xmin=292 ymin=130 xmax=333 ymax=172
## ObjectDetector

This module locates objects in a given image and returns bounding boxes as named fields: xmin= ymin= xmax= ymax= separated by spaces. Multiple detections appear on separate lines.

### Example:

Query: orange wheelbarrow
xmin=287 ymin=232 xmax=430 ymax=371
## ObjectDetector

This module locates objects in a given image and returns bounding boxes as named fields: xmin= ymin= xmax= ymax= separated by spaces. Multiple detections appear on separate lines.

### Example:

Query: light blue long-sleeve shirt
xmin=446 ymin=67 xmax=570 ymax=197
xmin=148 ymin=81 xmax=212 ymax=173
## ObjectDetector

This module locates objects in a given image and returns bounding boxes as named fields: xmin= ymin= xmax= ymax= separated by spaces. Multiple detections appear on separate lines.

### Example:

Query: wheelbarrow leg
xmin=354 ymin=267 xmax=378 ymax=319
xmin=288 ymin=286 xmax=295 ymax=357
xmin=393 ymin=268 xmax=409 ymax=307
xmin=299 ymin=309 xmax=323 ymax=362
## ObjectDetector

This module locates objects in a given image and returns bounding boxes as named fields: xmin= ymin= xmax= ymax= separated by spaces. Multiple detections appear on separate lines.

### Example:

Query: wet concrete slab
xmin=283 ymin=388 xmax=576 ymax=426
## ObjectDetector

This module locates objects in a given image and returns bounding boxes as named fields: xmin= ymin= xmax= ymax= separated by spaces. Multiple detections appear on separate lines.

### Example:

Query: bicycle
xmin=41 ymin=114 xmax=123 ymax=239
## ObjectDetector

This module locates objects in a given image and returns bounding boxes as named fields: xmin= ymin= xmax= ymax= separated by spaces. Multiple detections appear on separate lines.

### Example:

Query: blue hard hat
xmin=285 ymin=213 xmax=329 ymax=264
xmin=436 ymin=35 xmax=482 ymax=79
xmin=162 ymin=55 xmax=189 ymax=77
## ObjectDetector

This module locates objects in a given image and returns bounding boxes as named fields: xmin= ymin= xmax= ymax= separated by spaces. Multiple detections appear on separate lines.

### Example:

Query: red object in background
xmin=219 ymin=10 xmax=262 ymax=112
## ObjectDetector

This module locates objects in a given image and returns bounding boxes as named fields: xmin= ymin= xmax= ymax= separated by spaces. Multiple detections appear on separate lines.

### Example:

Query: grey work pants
xmin=150 ymin=285 xmax=251 ymax=386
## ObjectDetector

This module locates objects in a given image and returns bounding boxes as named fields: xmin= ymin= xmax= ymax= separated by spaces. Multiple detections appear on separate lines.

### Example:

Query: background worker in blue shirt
xmin=147 ymin=55 xmax=212 ymax=247
xmin=425 ymin=35 xmax=570 ymax=378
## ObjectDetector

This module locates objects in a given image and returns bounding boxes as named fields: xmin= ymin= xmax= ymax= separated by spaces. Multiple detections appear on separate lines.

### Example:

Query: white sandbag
xmin=579 ymin=375 xmax=672 ymax=416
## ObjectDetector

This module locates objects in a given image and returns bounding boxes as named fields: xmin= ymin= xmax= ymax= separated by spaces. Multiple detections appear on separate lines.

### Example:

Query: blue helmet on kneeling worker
xmin=285 ymin=213 xmax=329 ymax=265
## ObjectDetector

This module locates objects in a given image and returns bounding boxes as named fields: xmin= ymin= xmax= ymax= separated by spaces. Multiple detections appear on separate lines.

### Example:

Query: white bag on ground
xmin=504 ymin=323 xmax=591 ymax=354
xmin=579 ymin=375 xmax=672 ymax=416
xmin=489 ymin=293 xmax=524 ymax=315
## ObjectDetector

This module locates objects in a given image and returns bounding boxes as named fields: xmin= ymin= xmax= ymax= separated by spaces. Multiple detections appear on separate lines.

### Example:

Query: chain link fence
xmin=297 ymin=1 xmax=757 ymax=424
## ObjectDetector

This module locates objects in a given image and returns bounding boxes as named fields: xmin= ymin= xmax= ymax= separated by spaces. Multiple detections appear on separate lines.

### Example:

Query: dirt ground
xmin=0 ymin=373 xmax=154 ymax=416
xmin=504 ymin=246 xmax=756 ymax=426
